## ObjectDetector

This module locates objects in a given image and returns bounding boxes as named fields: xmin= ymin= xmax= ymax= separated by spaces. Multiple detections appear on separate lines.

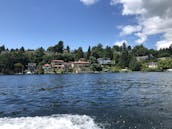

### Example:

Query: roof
xmin=79 ymin=58 xmax=86 ymax=61
xmin=136 ymin=56 xmax=149 ymax=61
xmin=43 ymin=64 xmax=51 ymax=67
xmin=28 ymin=63 xmax=36 ymax=66
xmin=51 ymin=60 xmax=64 ymax=63
xmin=97 ymin=58 xmax=110 ymax=60
xmin=64 ymin=62 xmax=72 ymax=65
xmin=73 ymin=61 xmax=89 ymax=64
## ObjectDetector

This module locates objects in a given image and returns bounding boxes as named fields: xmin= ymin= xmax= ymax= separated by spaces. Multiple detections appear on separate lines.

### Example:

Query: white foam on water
xmin=0 ymin=114 xmax=102 ymax=129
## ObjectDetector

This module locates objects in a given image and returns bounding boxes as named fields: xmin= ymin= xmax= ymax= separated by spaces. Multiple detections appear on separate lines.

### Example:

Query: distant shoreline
xmin=0 ymin=70 xmax=171 ymax=76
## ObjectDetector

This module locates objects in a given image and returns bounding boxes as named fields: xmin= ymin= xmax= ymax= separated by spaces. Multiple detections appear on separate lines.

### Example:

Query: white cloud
xmin=156 ymin=40 xmax=172 ymax=50
xmin=135 ymin=32 xmax=147 ymax=44
xmin=110 ymin=0 xmax=146 ymax=15
xmin=111 ymin=0 xmax=172 ymax=49
xmin=114 ymin=40 xmax=128 ymax=46
xmin=120 ymin=25 xmax=142 ymax=36
xmin=80 ymin=0 xmax=98 ymax=6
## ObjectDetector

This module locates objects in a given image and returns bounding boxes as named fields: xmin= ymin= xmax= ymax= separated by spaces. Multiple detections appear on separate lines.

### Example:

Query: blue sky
xmin=0 ymin=0 xmax=171 ymax=50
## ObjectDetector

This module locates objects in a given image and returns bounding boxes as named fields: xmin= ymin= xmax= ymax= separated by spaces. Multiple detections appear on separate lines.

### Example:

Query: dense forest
xmin=0 ymin=41 xmax=172 ymax=74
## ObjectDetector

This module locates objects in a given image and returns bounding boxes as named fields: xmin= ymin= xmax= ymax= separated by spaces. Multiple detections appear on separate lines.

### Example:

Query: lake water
xmin=0 ymin=72 xmax=172 ymax=129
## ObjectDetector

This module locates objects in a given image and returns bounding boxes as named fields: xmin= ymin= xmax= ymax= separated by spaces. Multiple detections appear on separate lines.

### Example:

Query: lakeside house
xmin=97 ymin=58 xmax=112 ymax=65
xmin=27 ymin=63 xmax=37 ymax=74
xmin=41 ymin=58 xmax=91 ymax=74
xmin=51 ymin=60 xmax=65 ymax=72
xmin=147 ymin=62 xmax=158 ymax=69
xmin=72 ymin=58 xmax=90 ymax=73
xmin=42 ymin=64 xmax=51 ymax=73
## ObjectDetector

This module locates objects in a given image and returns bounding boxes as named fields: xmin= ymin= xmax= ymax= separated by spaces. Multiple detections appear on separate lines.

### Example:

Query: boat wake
xmin=0 ymin=114 xmax=102 ymax=129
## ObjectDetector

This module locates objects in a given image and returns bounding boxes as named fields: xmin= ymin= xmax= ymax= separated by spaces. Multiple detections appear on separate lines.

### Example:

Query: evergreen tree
xmin=55 ymin=41 xmax=64 ymax=53
xmin=91 ymin=43 xmax=104 ymax=59
xmin=132 ymin=45 xmax=148 ymax=56
xmin=104 ymin=45 xmax=113 ymax=59
xmin=66 ymin=45 xmax=70 ymax=53
xmin=19 ymin=46 xmax=25 ymax=53
xmin=73 ymin=47 xmax=84 ymax=61
xmin=86 ymin=46 xmax=91 ymax=60
xmin=113 ymin=45 xmax=120 ymax=52
xmin=34 ymin=47 xmax=45 ymax=63
xmin=129 ymin=57 xmax=141 ymax=71
xmin=118 ymin=50 xmax=129 ymax=68
xmin=0 ymin=45 xmax=5 ymax=52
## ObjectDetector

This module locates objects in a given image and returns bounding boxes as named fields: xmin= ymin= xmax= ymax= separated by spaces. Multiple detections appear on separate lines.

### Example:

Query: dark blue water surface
xmin=0 ymin=72 xmax=172 ymax=129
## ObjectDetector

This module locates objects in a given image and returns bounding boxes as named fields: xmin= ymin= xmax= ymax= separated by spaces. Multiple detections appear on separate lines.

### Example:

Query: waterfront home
xmin=42 ymin=64 xmax=51 ymax=73
xmin=72 ymin=59 xmax=90 ymax=73
xmin=27 ymin=63 xmax=37 ymax=73
xmin=51 ymin=60 xmax=65 ymax=72
xmin=97 ymin=58 xmax=112 ymax=65
xmin=136 ymin=55 xmax=149 ymax=61
xmin=147 ymin=62 xmax=158 ymax=69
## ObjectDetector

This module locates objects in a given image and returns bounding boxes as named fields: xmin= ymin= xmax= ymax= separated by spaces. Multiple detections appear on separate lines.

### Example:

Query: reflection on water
xmin=0 ymin=72 xmax=172 ymax=129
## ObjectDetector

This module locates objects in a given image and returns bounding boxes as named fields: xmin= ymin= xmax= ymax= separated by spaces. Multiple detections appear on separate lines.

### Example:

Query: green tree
xmin=19 ymin=46 xmax=25 ymax=53
xmin=121 ymin=42 xmax=127 ymax=51
xmin=132 ymin=45 xmax=148 ymax=56
xmin=14 ymin=63 xmax=24 ymax=73
xmin=118 ymin=50 xmax=129 ymax=68
xmin=91 ymin=43 xmax=104 ymax=59
xmin=73 ymin=47 xmax=84 ymax=61
xmin=47 ymin=41 xmax=64 ymax=53
xmin=104 ymin=45 xmax=113 ymax=59
xmin=129 ymin=57 xmax=141 ymax=71
xmin=0 ymin=45 xmax=5 ymax=52
xmin=89 ymin=56 xmax=97 ymax=64
xmin=55 ymin=41 xmax=64 ymax=53
xmin=62 ymin=53 xmax=74 ymax=62
xmin=47 ymin=46 xmax=55 ymax=53
xmin=158 ymin=59 xmax=172 ymax=70
xmin=34 ymin=47 xmax=45 ymax=63
xmin=86 ymin=46 xmax=91 ymax=60
xmin=0 ymin=53 xmax=15 ymax=74
xmin=66 ymin=45 xmax=70 ymax=53
xmin=37 ymin=64 xmax=44 ymax=74
xmin=113 ymin=52 xmax=120 ymax=64
xmin=113 ymin=45 xmax=120 ymax=52
xmin=90 ymin=64 xmax=102 ymax=71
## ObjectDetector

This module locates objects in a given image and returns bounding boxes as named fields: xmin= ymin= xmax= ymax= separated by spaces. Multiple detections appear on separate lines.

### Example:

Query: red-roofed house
xmin=51 ymin=60 xmax=65 ymax=72
xmin=72 ymin=59 xmax=90 ymax=73
xmin=42 ymin=64 xmax=51 ymax=73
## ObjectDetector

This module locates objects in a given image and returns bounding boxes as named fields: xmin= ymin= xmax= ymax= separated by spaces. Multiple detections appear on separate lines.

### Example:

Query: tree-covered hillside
xmin=0 ymin=41 xmax=172 ymax=74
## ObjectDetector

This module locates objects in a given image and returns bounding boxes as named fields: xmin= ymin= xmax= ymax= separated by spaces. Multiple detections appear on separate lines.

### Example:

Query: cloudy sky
xmin=0 ymin=0 xmax=171 ymax=50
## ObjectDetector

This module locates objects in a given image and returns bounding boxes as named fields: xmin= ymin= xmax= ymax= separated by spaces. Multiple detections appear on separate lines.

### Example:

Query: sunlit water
xmin=0 ymin=72 xmax=172 ymax=129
